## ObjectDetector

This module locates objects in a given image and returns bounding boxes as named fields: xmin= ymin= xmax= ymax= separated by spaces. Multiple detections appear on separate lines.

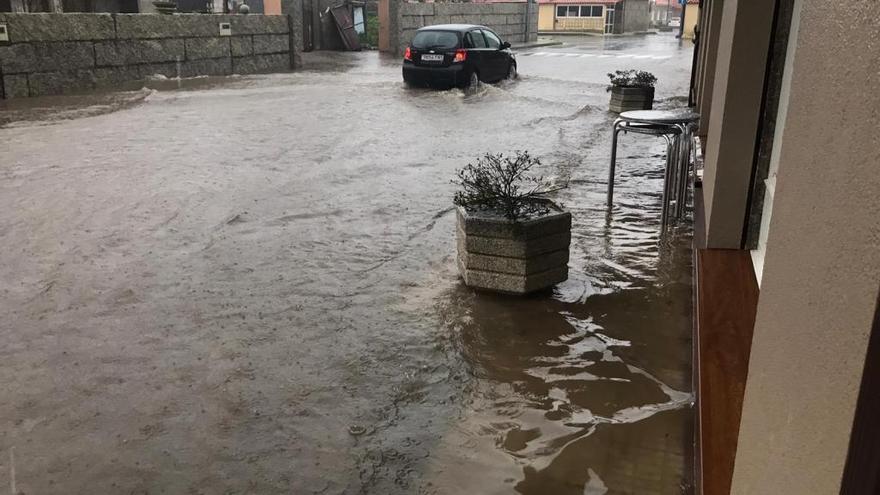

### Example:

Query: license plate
xmin=421 ymin=54 xmax=444 ymax=62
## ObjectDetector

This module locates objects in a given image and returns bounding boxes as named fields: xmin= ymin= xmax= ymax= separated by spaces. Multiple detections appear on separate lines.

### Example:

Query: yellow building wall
xmin=683 ymin=4 xmax=698 ymax=39
xmin=538 ymin=4 xmax=605 ymax=32
xmin=538 ymin=4 xmax=555 ymax=31
xmin=556 ymin=16 xmax=604 ymax=31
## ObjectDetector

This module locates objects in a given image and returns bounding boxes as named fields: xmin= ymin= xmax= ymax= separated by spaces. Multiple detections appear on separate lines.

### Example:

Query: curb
xmin=536 ymin=31 xmax=659 ymax=37
xmin=511 ymin=40 xmax=563 ymax=49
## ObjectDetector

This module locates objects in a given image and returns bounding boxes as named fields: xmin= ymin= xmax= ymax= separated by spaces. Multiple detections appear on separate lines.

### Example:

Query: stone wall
xmin=0 ymin=13 xmax=294 ymax=98
xmin=617 ymin=0 xmax=650 ymax=34
xmin=390 ymin=1 xmax=538 ymax=56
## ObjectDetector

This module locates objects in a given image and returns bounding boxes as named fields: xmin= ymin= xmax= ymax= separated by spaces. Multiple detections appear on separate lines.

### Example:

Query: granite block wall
xmin=0 ymin=13 xmax=295 ymax=98
xmin=391 ymin=1 xmax=538 ymax=56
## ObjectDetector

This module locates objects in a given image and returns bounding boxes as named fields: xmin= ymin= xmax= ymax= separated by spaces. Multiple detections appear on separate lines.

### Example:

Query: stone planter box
xmin=456 ymin=205 xmax=571 ymax=295
xmin=609 ymin=86 xmax=654 ymax=113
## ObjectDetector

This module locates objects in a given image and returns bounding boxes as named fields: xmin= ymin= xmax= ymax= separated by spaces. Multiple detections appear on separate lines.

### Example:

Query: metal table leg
xmin=674 ymin=123 xmax=690 ymax=219
xmin=660 ymin=133 xmax=675 ymax=231
xmin=607 ymin=118 xmax=623 ymax=208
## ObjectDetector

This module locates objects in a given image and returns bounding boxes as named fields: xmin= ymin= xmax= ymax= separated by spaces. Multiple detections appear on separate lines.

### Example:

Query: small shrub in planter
xmin=607 ymin=70 xmax=657 ymax=113
xmin=453 ymin=151 xmax=571 ymax=295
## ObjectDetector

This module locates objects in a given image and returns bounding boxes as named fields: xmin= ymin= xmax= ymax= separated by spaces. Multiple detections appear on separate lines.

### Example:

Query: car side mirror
xmin=500 ymin=41 xmax=511 ymax=50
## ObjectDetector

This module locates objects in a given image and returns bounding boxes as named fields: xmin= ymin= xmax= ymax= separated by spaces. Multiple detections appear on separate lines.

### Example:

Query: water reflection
xmin=439 ymin=224 xmax=693 ymax=493
xmin=0 ymin=44 xmax=696 ymax=494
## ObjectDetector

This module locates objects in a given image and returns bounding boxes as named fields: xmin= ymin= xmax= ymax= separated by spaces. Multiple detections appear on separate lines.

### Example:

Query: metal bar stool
xmin=607 ymin=109 xmax=700 ymax=230
xmin=608 ymin=121 xmax=683 ymax=228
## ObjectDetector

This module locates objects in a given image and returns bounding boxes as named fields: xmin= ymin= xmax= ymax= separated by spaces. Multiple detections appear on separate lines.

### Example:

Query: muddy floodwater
xmin=1 ymin=35 xmax=695 ymax=494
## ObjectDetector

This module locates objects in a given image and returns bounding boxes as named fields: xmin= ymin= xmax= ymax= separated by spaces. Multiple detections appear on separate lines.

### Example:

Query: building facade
xmin=649 ymin=0 xmax=680 ymax=25
xmin=680 ymin=0 xmax=696 ymax=37
xmin=537 ymin=0 xmax=649 ymax=34
xmin=689 ymin=0 xmax=880 ymax=493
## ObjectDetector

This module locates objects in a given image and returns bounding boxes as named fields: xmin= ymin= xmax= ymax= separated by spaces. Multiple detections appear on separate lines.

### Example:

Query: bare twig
xmin=452 ymin=151 xmax=567 ymax=220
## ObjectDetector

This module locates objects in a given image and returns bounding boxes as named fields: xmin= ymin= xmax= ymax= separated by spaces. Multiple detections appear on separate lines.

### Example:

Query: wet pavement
xmin=0 ymin=33 xmax=695 ymax=494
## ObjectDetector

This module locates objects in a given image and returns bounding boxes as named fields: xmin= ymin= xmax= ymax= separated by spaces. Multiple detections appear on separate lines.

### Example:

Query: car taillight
xmin=404 ymin=47 xmax=412 ymax=61
xmin=453 ymin=49 xmax=467 ymax=63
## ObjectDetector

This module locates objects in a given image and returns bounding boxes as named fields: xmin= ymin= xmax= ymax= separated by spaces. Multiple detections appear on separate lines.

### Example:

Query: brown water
xmin=1 ymin=38 xmax=695 ymax=494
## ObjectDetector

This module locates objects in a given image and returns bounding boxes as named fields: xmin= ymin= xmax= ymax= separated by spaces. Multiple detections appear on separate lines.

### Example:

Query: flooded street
xmin=0 ymin=34 xmax=695 ymax=494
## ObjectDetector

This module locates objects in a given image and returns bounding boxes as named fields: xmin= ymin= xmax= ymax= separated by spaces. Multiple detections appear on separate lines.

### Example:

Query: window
xmin=557 ymin=4 xmax=603 ymax=18
xmin=483 ymin=30 xmax=501 ymax=49
xmin=411 ymin=30 xmax=460 ymax=50
xmin=466 ymin=30 xmax=487 ymax=48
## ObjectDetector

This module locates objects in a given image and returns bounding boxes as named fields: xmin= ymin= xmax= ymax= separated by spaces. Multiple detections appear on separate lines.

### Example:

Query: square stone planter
xmin=456 ymin=205 xmax=571 ymax=295
xmin=609 ymin=86 xmax=655 ymax=113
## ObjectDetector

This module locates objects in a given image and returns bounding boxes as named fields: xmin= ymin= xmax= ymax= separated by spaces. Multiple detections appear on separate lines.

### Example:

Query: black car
xmin=402 ymin=24 xmax=517 ymax=89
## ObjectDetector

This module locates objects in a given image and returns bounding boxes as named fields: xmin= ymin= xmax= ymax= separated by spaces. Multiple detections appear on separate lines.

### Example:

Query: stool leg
xmin=669 ymin=134 xmax=680 ymax=222
xmin=660 ymin=134 xmax=675 ymax=232
xmin=675 ymin=126 xmax=689 ymax=219
xmin=671 ymin=133 xmax=685 ymax=224
xmin=678 ymin=124 xmax=694 ymax=219
xmin=607 ymin=120 xmax=623 ymax=209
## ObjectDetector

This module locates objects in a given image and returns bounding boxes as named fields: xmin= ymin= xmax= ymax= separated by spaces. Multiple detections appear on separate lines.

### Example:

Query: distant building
xmin=649 ymin=0 xmax=681 ymax=26
xmin=681 ymin=0 xmax=697 ymax=38
xmin=537 ymin=0 xmax=649 ymax=34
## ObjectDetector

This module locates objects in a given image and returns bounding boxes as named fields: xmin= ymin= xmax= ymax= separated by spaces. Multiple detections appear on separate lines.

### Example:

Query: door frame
xmin=604 ymin=7 xmax=615 ymax=34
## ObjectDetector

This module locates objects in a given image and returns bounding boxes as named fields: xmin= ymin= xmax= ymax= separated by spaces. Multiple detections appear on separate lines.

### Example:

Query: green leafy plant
xmin=453 ymin=151 xmax=566 ymax=221
xmin=359 ymin=13 xmax=380 ymax=47
xmin=606 ymin=70 xmax=657 ymax=90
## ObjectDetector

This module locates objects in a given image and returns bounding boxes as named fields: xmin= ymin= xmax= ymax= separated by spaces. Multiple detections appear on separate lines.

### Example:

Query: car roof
xmin=416 ymin=24 xmax=489 ymax=33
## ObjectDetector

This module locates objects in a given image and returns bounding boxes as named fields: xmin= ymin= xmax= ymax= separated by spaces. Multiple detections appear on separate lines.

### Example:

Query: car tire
xmin=507 ymin=62 xmax=517 ymax=80
xmin=466 ymin=71 xmax=480 ymax=90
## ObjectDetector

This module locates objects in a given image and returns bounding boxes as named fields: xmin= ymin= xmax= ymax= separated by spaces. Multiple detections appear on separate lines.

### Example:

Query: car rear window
xmin=411 ymin=31 xmax=460 ymax=50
